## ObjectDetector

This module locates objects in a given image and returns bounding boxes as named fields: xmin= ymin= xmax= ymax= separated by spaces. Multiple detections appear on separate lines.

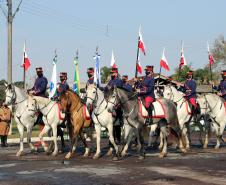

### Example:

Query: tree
xmin=0 ymin=79 xmax=7 ymax=103
xmin=101 ymin=66 xmax=111 ymax=83
xmin=172 ymin=65 xmax=191 ymax=82
xmin=211 ymin=35 xmax=226 ymax=70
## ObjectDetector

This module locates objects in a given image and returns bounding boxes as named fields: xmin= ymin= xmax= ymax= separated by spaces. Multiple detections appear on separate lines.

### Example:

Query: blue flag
xmin=93 ymin=54 xmax=101 ymax=87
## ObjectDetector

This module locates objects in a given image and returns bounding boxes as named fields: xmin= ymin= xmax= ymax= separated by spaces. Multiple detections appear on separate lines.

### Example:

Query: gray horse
xmin=107 ymin=87 xmax=185 ymax=159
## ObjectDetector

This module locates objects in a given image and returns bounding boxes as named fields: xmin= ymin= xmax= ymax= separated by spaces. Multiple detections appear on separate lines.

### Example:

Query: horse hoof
xmin=16 ymin=151 xmax=23 ymax=157
xmin=106 ymin=150 xmax=113 ymax=156
xmin=214 ymin=146 xmax=220 ymax=150
xmin=158 ymin=153 xmax=167 ymax=158
xmin=121 ymin=152 xmax=128 ymax=157
xmin=65 ymin=152 xmax=72 ymax=159
xmin=83 ymin=148 xmax=90 ymax=158
xmin=138 ymin=155 xmax=145 ymax=160
xmin=203 ymin=145 xmax=208 ymax=149
xmin=113 ymin=156 xmax=119 ymax=161
xmin=158 ymin=146 xmax=163 ymax=150
xmin=52 ymin=152 xmax=58 ymax=157
xmin=186 ymin=146 xmax=190 ymax=150
xmin=93 ymin=153 xmax=101 ymax=159
xmin=181 ymin=148 xmax=187 ymax=153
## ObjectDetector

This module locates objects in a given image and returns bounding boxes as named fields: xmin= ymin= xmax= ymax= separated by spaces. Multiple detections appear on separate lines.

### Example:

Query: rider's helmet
xmin=60 ymin=72 xmax=67 ymax=81
xmin=145 ymin=65 xmax=154 ymax=76
xmin=187 ymin=70 xmax=194 ymax=79
xmin=87 ymin=67 xmax=94 ymax=78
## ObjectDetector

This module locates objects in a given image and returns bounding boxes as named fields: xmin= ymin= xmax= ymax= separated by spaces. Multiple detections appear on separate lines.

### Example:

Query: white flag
xmin=49 ymin=54 xmax=57 ymax=99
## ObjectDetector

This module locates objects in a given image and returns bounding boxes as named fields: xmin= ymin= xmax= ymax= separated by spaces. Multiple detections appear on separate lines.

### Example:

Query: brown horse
xmin=59 ymin=90 xmax=91 ymax=159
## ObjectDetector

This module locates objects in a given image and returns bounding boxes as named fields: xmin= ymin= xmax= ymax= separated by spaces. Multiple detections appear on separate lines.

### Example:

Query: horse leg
xmin=93 ymin=124 xmax=102 ymax=159
xmin=79 ymin=131 xmax=90 ymax=157
xmin=215 ymin=122 xmax=224 ymax=149
xmin=16 ymin=122 xmax=24 ymax=156
xmin=27 ymin=125 xmax=36 ymax=152
xmin=121 ymin=123 xmax=133 ymax=157
xmin=182 ymin=126 xmax=190 ymax=150
xmin=107 ymin=123 xmax=119 ymax=160
xmin=39 ymin=124 xmax=51 ymax=152
xmin=137 ymin=125 xmax=145 ymax=160
xmin=51 ymin=124 xmax=58 ymax=156
xmin=149 ymin=124 xmax=158 ymax=147
xmin=159 ymin=125 xmax=167 ymax=158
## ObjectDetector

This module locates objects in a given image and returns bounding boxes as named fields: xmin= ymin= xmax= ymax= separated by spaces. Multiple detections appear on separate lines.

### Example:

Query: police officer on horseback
xmin=136 ymin=65 xmax=155 ymax=125
xmin=213 ymin=70 xmax=226 ymax=101
xmin=122 ymin=75 xmax=132 ymax=92
xmin=28 ymin=67 xmax=48 ymax=97
xmin=183 ymin=70 xmax=199 ymax=122
xmin=54 ymin=72 xmax=69 ymax=99
xmin=86 ymin=67 xmax=94 ymax=87
xmin=105 ymin=67 xmax=123 ymax=144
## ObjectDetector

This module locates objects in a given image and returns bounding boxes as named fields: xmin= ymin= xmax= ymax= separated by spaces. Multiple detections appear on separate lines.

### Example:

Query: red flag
xmin=207 ymin=42 xmax=214 ymax=66
xmin=21 ymin=43 xmax=31 ymax=71
xmin=136 ymin=62 xmax=142 ymax=74
xmin=179 ymin=43 xmax=187 ymax=68
xmin=160 ymin=48 xmax=170 ymax=71
xmin=138 ymin=27 xmax=146 ymax=55
xmin=110 ymin=50 xmax=117 ymax=68
xmin=209 ymin=53 xmax=214 ymax=66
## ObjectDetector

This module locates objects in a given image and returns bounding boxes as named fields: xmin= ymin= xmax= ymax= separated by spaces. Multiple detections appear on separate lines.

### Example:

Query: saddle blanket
xmin=138 ymin=98 xmax=166 ymax=118
xmin=83 ymin=105 xmax=91 ymax=120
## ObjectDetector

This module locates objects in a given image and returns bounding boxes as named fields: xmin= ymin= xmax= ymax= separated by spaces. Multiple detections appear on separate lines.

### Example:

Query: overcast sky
xmin=0 ymin=0 xmax=226 ymax=84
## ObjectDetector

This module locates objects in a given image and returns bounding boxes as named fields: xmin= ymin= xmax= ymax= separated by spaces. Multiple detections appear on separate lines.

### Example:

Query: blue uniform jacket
xmin=105 ymin=78 xmax=123 ymax=92
xmin=56 ymin=82 xmax=69 ymax=97
xmin=214 ymin=80 xmax=226 ymax=100
xmin=183 ymin=79 xmax=197 ymax=99
xmin=122 ymin=83 xmax=133 ymax=92
xmin=32 ymin=75 xmax=48 ymax=97
xmin=138 ymin=76 xmax=155 ymax=98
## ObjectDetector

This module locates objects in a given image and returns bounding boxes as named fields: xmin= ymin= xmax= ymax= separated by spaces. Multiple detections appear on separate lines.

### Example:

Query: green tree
xmin=101 ymin=66 xmax=111 ymax=83
xmin=0 ymin=79 xmax=7 ymax=103
xmin=172 ymin=65 xmax=191 ymax=82
xmin=212 ymin=35 xmax=226 ymax=70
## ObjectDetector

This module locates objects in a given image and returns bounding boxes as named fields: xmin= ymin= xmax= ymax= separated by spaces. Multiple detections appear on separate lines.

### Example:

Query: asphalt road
xmin=0 ymin=136 xmax=226 ymax=185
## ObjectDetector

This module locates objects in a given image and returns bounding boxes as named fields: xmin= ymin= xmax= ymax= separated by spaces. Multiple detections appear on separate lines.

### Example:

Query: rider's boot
xmin=145 ymin=105 xmax=153 ymax=126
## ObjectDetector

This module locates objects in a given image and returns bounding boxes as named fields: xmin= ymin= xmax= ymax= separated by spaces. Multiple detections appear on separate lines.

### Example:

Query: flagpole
xmin=157 ymin=66 xmax=162 ymax=87
xmin=207 ymin=41 xmax=213 ymax=92
xmin=135 ymin=36 xmax=140 ymax=78
xmin=177 ymin=40 xmax=183 ymax=81
xmin=23 ymin=42 xmax=26 ymax=89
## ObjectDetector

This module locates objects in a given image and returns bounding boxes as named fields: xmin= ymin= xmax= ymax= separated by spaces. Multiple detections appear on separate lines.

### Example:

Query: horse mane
xmin=33 ymin=96 xmax=51 ymax=104
xmin=116 ymin=86 xmax=136 ymax=97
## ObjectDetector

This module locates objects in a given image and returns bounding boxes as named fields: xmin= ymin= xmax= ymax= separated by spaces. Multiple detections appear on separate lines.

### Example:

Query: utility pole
xmin=7 ymin=0 xmax=13 ymax=84
xmin=0 ymin=0 xmax=23 ymax=84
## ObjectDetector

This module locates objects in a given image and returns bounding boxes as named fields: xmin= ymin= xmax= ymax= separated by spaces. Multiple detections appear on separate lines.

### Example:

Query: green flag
xmin=73 ymin=56 xmax=80 ymax=94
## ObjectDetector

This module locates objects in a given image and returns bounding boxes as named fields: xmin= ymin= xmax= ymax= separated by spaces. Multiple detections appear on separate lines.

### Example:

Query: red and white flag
xmin=207 ymin=42 xmax=214 ymax=66
xmin=138 ymin=26 xmax=146 ymax=55
xmin=160 ymin=48 xmax=170 ymax=71
xmin=21 ymin=43 xmax=31 ymax=71
xmin=179 ymin=42 xmax=187 ymax=68
xmin=110 ymin=50 xmax=117 ymax=68
xmin=136 ymin=55 xmax=142 ymax=74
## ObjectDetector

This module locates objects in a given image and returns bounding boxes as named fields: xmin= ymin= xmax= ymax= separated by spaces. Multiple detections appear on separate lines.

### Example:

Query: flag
xmin=21 ymin=43 xmax=31 ymax=71
xmin=136 ymin=54 xmax=142 ymax=74
xmin=138 ymin=26 xmax=146 ymax=55
xmin=94 ymin=54 xmax=101 ymax=86
xmin=160 ymin=48 xmax=170 ymax=71
xmin=73 ymin=56 xmax=80 ymax=94
xmin=110 ymin=50 xmax=117 ymax=68
xmin=207 ymin=42 xmax=214 ymax=66
xmin=49 ymin=53 xmax=57 ymax=99
xmin=179 ymin=42 xmax=187 ymax=68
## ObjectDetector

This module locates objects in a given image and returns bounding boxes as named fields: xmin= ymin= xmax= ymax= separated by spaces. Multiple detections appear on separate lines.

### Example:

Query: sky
xmin=0 ymin=0 xmax=226 ymax=84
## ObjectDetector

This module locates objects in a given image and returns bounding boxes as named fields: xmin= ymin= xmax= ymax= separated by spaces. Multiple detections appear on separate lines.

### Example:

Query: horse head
xmin=59 ymin=91 xmax=71 ymax=113
xmin=106 ymin=86 xmax=119 ymax=113
xmin=4 ymin=83 xmax=16 ymax=106
xmin=86 ymin=84 xmax=98 ymax=107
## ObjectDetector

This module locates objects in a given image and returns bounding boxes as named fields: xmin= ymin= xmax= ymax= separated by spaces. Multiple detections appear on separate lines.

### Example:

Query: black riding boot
xmin=145 ymin=105 xmax=153 ymax=126
xmin=3 ymin=136 xmax=8 ymax=147
xmin=1 ymin=136 xmax=4 ymax=147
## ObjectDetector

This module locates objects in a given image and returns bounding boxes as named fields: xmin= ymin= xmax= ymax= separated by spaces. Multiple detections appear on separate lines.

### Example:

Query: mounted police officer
xmin=213 ymin=70 xmax=226 ymax=101
xmin=136 ymin=65 xmax=155 ymax=125
xmin=28 ymin=67 xmax=48 ymax=97
xmin=183 ymin=70 xmax=199 ymax=121
xmin=86 ymin=67 xmax=94 ymax=87
xmin=122 ymin=75 xmax=132 ymax=92
xmin=54 ymin=72 xmax=69 ymax=99
xmin=105 ymin=67 xmax=123 ymax=145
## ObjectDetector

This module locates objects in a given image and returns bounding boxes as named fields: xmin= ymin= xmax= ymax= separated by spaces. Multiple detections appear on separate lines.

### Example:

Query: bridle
xmin=200 ymin=94 xmax=221 ymax=113
xmin=166 ymin=85 xmax=184 ymax=103
xmin=5 ymin=86 xmax=26 ymax=106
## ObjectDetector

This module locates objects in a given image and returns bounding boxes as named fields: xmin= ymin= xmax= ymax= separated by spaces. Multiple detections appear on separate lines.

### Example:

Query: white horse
xmin=27 ymin=95 xmax=65 ymax=156
xmin=4 ymin=84 xmax=37 ymax=156
xmin=197 ymin=93 xmax=226 ymax=149
xmin=86 ymin=84 xmax=119 ymax=159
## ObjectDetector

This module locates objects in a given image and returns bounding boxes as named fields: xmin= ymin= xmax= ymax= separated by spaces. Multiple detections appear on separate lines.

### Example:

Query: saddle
xmin=138 ymin=98 xmax=166 ymax=119
xmin=82 ymin=105 xmax=91 ymax=120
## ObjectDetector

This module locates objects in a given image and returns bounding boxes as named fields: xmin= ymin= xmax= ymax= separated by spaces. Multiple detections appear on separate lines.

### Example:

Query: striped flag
xmin=73 ymin=53 xmax=80 ymax=94
xmin=21 ymin=42 xmax=31 ymax=71
xmin=160 ymin=48 xmax=170 ymax=71
xmin=93 ymin=53 xmax=101 ymax=87
xmin=179 ymin=42 xmax=187 ymax=69
xmin=49 ymin=52 xmax=57 ymax=99
xmin=207 ymin=42 xmax=214 ymax=66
